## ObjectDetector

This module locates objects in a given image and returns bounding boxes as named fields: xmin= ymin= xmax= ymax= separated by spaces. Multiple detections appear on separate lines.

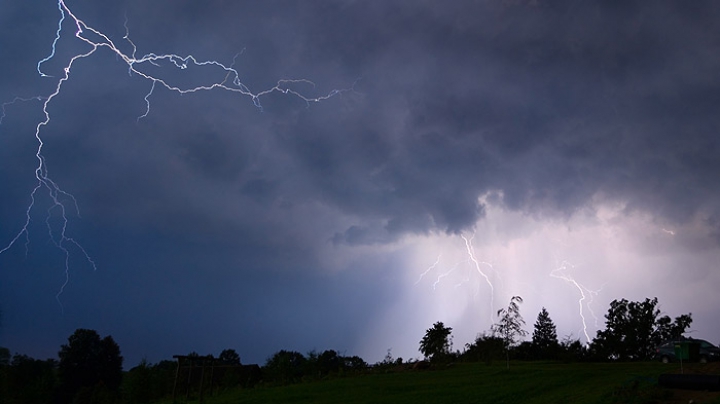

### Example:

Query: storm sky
xmin=2 ymin=0 xmax=720 ymax=366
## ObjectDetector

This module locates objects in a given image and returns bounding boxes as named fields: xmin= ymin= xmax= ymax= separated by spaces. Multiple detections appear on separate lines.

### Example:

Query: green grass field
xmin=167 ymin=361 xmax=720 ymax=404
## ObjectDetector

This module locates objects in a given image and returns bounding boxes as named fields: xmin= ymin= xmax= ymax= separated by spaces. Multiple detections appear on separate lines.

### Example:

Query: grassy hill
xmin=163 ymin=361 xmax=720 ymax=404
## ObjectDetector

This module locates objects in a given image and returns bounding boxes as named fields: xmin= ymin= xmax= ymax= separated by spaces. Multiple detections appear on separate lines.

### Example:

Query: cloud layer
xmin=1 ymin=0 xmax=719 ymax=365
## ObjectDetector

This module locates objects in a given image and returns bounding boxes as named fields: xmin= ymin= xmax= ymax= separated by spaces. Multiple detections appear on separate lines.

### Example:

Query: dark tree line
xmin=0 ymin=331 xmax=264 ymax=404
xmin=122 ymin=359 xmax=179 ymax=404
xmin=0 ymin=296 xmax=698 ymax=403
xmin=0 ymin=328 xmax=123 ymax=404
xmin=421 ymin=296 xmax=694 ymax=364
xmin=1 ymin=353 xmax=58 ymax=404
xmin=0 ymin=328 xmax=370 ymax=403
xmin=263 ymin=349 xmax=368 ymax=385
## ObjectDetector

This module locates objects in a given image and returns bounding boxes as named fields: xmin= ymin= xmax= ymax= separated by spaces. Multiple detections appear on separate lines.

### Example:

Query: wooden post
xmin=199 ymin=358 xmax=206 ymax=403
xmin=172 ymin=356 xmax=181 ymax=403
xmin=209 ymin=359 xmax=215 ymax=397
xmin=171 ymin=354 xmax=218 ymax=402
xmin=186 ymin=358 xmax=193 ymax=400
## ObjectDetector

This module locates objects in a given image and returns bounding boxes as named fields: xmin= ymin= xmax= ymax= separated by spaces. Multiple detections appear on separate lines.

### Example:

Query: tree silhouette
xmin=124 ymin=359 xmax=154 ymax=404
xmin=461 ymin=333 xmax=505 ymax=364
xmin=57 ymin=328 xmax=123 ymax=403
xmin=5 ymin=354 xmax=57 ymax=403
xmin=591 ymin=297 xmax=692 ymax=361
xmin=532 ymin=307 xmax=558 ymax=359
xmin=264 ymin=350 xmax=307 ymax=384
xmin=219 ymin=349 xmax=241 ymax=365
xmin=419 ymin=321 xmax=453 ymax=362
xmin=0 ymin=346 xmax=9 ymax=366
xmin=317 ymin=350 xmax=342 ymax=375
xmin=655 ymin=313 xmax=693 ymax=343
xmin=493 ymin=296 xmax=528 ymax=368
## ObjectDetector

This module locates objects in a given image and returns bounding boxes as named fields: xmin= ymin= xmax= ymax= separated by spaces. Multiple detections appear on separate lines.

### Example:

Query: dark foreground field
xmin=163 ymin=361 xmax=720 ymax=404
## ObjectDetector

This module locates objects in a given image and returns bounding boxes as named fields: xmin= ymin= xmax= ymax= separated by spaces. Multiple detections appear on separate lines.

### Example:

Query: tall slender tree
xmin=492 ymin=296 xmax=528 ymax=368
xmin=532 ymin=307 xmax=558 ymax=359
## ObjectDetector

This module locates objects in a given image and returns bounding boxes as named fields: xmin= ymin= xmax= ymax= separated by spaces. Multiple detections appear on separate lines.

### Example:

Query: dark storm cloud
xmin=26 ymin=0 xmax=717 ymax=245
xmin=250 ymin=0 xmax=720 ymax=241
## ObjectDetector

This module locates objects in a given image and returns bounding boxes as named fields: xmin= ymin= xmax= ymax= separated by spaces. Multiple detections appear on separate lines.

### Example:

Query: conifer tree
xmin=532 ymin=307 xmax=558 ymax=359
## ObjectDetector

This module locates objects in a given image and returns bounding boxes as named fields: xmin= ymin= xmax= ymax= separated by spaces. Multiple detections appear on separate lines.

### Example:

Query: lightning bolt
xmin=549 ymin=260 xmax=603 ymax=344
xmin=433 ymin=261 xmax=462 ymax=290
xmin=1 ymin=0 xmax=352 ymax=311
xmin=415 ymin=255 xmax=441 ymax=284
xmin=0 ymin=96 xmax=47 ymax=125
xmin=414 ymin=233 xmax=498 ymax=325
xmin=414 ymin=255 xmax=463 ymax=290
xmin=461 ymin=233 xmax=496 ymax=324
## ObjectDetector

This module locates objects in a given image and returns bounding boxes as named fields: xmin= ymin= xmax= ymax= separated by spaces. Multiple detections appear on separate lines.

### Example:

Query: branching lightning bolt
xmin=414 ymin=255 xmax=461 ymax=290
xmin=0 ymin=97 xmax=47 ymax=125
xmin=414 ymin=233 xmax=498 ymax=325
xmin=461 ymin=233 xmax=496 ymax=324
xmin=549 ymin=260 xmax=603 ymax=344
xmin=1 ymin=0 xmax=352 ymax=311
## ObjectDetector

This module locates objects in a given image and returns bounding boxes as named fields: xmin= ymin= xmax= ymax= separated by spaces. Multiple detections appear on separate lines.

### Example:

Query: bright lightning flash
xmin=415 ymin=233 xmax=498 ymax=326
xmin=0 ymin=0 xmax=351 ymax=311
xmin=461 ymin=233 xmax=496 ymax=324
xmin=549 ymin=260 xmax=603 ymax=344
xmin=415 ymin=254 xmax=441 ymax=284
